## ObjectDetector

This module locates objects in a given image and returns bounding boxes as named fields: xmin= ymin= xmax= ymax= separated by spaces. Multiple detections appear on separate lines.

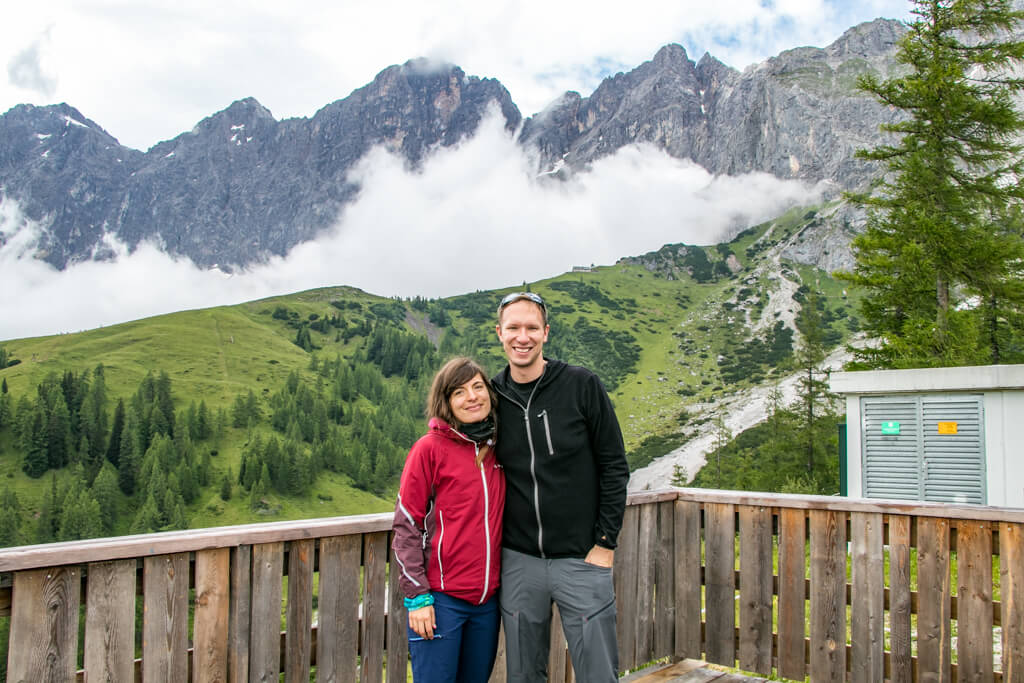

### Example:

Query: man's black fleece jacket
xmin=492 ymin=358 xmax=630 ymax=559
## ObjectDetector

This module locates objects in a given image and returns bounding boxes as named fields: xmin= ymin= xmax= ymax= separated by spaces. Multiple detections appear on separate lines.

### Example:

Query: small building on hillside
xmin=830 ymin=364 xmax=1024 ymax=507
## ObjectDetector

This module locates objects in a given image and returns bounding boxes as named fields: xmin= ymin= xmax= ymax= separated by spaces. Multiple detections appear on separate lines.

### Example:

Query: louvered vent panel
xmin=861 ymin=399 xmax=920 ymax=500
xmin=921 ymin=397 xmax=985 ymax=504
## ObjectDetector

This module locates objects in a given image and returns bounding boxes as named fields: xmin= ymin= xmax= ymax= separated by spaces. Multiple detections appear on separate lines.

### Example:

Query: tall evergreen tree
xmin=34 ymin=474 xmax=61 ymax=543
xmin=219 ymin=472 xmax=233 ymax=501
xmin=840 ymin=0 xmax=1024 ymax=367
xmin=0 ymin=380 xmax=10 ymax=430
xmin=196 ymin=400 xmax=211 ymax=440
xmin=92 ymin=462 xmax=120 ymax=534
xmin=117 ymin=411 xmax=140 ymax=495
xmin=79 ymin=364 xmax=109 ymax=471
xmin=0 ymin=487 xmax=22 ymax=548
xmin=45 ymin=392 xmax=73 ymax=469
xmin=21 ymin=408 xmax=48 ymax=478
xmin=106 ymin=398 xmax=126 ymax=467
xmin=155 ymin=371 xmax=176 ymax=436
xmin=793 ymin=290 xmax=840 ymax=477
xmin=58 ymin=485 xmax=103 ymax=541
xmin=130 ymin=493 xmax=162 ymax=534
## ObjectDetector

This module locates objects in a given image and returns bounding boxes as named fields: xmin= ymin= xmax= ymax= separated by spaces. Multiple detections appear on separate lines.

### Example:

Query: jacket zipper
xmin=538 ymin=410 xmax=554 ymax=455
xmin=478 ymin=442 xmax=491 ymax=605
xmin=436 ymin=509 xmax=445 ymax=591
xmin=523 ymin=371 xmax=546 ymax=557
xmin=523 ymin=411 xmax=544 ymax=557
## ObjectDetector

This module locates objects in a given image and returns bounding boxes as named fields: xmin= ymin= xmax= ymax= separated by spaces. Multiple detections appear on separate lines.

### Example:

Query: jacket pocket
xmin=538 ymin=410 xmax=554 ymax=456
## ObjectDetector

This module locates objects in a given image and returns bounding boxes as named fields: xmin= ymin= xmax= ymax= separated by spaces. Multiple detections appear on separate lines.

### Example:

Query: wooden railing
xmin=0 ymin=489 xmax=1021 ymax=682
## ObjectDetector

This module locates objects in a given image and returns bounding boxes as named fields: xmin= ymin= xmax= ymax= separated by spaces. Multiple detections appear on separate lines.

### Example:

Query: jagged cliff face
xmin=0 ymin=20 xmax=904 ymax=270
xmin=520 ymin=19 xmax=907 ymax=191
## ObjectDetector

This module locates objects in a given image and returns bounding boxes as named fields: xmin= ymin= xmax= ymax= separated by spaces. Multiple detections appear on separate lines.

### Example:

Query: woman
xmin=392 ymin=356 xmax=505 ymax=682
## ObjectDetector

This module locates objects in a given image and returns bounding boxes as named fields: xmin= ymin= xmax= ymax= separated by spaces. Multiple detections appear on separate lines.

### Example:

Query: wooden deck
xmin=623 ymin=659 xmax=769 ymax=682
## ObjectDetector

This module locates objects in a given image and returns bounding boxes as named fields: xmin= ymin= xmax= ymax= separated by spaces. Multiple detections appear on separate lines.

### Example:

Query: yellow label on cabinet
xmin=937 ymin=421 xmax=958 ymax=435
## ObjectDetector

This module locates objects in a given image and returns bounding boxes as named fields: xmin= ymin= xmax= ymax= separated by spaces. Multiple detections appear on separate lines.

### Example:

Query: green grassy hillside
xmin=0 ymin=203 xmax=858 ymax=543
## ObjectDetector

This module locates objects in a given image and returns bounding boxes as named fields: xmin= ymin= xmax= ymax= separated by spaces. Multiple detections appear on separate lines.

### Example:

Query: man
xmin=491 ymin=291 xmax=630 ymax=683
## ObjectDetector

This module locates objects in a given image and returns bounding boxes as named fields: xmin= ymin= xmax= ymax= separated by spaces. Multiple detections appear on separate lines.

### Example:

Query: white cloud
xmin=6 ymin=26 xmax=57 ymax=97
xmin=0 ymin=111 xmax=821 ymax=340
xmin=0 ymin=0 xmax=913 ymax=150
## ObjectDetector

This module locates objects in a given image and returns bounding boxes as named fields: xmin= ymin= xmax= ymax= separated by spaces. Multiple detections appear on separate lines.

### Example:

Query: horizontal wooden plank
xmin=0 ymin=512 xmax=392 ymax=572
xmin=623 ymin=490 xmax=683 ymax=506
xmin=670 ymin=488 xmax=1024 ymax=524
xmin=2 ymin=488 xmax=1022 ymax=572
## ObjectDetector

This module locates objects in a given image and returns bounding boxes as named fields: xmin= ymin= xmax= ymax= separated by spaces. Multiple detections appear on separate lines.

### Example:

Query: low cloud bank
xmin=0 ymin=112 xmax=821 ymax=341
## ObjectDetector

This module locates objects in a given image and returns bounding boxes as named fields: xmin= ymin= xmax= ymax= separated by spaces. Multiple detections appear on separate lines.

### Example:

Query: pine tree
xmin=21 ymin=408 xmax=48 ymax=478
xmin=793 ymin=290 xmax=839 ymax=476
xmin=0 ymin=487 xmax=22 ymax=547
xmin=117 ymin=413 xmax=139 ymax=495
xmin=44 ymin=391 xmax=73 ymax=469
xmin=155 ymin=371 xmax=176 ymax=437
xmin=186 ymin=401 xmax=200 ymax=441
xmin=198 ymin=450 xmax=212 ymax=487
xmin=79 ymin=365 xmax=108 ymax=469
xmin=841 ymin=0 xmax=1024 ymax=367
xmin=219 ymin=472 xmax=233 ymax=501
xmin=58 ymin=486 xmax=103 ymax=541
xmin=710 ymin=414 xmax=732 ymax=489
xmin=130 ymin=493 xmax=162 ymax=534
xmin=670 ymin=464 xmax=689 ymax=487
xmin=295 ymin=325 xmax=313 ymax=352
xmin=106 ymin=398 xmax=126 ymax=467
xmin=34 ymin=474 xmax=61 ymax=543
xmin=176 ymin=460 xmax=197 ymax=504
xmin=0 ymin=384 xmax=10 ymax=430
xmin=92 ymin=462 xmax=120 ymax=533
xmin=196 ymin=400 xmax=211 ymax=440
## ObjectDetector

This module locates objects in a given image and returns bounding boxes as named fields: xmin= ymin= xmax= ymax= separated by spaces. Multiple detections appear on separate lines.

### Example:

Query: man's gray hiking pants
xmin=499 ymin=548 xmax=618 ymax=683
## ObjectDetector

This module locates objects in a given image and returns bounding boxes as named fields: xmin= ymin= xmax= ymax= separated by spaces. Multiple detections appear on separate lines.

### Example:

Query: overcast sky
xmin=0 ymin=1 xmax=914 ymax=340
xmin=3 ymin=0 xmax=913 ymax=151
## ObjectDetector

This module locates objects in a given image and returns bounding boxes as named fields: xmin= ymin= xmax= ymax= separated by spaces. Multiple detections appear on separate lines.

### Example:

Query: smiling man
xmin=491 ymin=291 xmax=629 ymax=683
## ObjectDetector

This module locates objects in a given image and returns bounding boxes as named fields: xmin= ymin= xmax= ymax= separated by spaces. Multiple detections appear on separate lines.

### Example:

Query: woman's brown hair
xmin=426 ymin=356 xmax=498 ymax=464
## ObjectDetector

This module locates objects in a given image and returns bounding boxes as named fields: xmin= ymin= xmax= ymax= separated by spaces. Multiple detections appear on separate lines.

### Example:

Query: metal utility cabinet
xmin=830 ymin=364 xmax=1024 ymax=507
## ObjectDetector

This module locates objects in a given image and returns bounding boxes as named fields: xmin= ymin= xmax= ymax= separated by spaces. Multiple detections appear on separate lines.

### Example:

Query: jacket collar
xmin=494 ymin=357 xmax=565 ymax=392
xmin=428 ymin=417 xmax=481 ymax=445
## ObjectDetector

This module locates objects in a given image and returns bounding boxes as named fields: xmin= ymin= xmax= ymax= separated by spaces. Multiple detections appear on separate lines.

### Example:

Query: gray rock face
xmin=1 ymin=61 xmax=520 ymax=268
xmin=0 ymin=20 xmax=904 ymax=270
xmin=0 ymin=103 xmax=144 ymax=265
xmin=521 ymin=19 xmax=907 ymax=191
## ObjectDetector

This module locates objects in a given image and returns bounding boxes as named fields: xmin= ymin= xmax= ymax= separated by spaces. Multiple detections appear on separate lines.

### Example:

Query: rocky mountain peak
xmin=695 ymin=53 xmax=738 ymax=93
xmin=826 ymin=18 xmax=907 ymax=60
xmin=650 ymin=43 xmax=692 ymax=67
xmin=2 ymin=102 xmax=121 ymax=148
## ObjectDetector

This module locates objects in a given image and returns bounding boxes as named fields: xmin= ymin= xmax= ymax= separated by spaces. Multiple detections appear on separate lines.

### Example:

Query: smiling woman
xmin=391 ymin=355 xmax=505 ymax=682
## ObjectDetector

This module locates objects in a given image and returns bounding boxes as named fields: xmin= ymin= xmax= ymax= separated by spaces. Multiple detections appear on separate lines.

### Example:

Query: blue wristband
xmin=404 ymin=593 xmax=434 ymax=610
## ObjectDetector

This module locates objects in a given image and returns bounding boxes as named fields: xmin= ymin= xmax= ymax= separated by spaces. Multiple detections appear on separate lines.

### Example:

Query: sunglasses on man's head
xmin=499 ymin=292 xmax=546 ymax=310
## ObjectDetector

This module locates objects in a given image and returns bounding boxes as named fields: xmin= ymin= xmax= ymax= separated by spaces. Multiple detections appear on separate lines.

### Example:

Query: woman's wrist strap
xmin=404 ymin=593 xmax=434 ymax=610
